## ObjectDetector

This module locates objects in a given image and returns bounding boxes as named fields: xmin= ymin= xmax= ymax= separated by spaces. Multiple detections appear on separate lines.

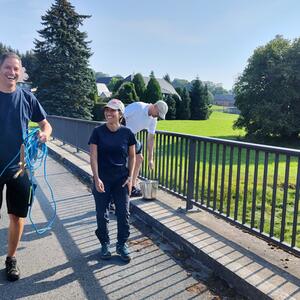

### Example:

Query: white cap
xmin=155 ymin=100 xmax=168 ymax=120
xmin=104 ymin=99 xmax=125 ymax=114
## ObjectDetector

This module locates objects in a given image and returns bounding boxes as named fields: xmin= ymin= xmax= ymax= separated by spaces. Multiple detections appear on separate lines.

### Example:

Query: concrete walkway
xmin=46 ymin=140 xmax=300 ymax=300
xmin=0 ymin=152 xmax=231 ymax=299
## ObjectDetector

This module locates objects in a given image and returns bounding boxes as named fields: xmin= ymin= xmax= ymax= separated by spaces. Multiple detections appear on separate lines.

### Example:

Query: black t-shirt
xmin=0 ymin=87 xmax=47 ymax=173
xmin=88 ymin=124 xmax=136 ymax=180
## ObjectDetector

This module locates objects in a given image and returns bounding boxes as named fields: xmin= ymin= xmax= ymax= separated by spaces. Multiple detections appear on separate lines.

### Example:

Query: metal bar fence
xmin=47 ymin=116 xmax=300 ymax=255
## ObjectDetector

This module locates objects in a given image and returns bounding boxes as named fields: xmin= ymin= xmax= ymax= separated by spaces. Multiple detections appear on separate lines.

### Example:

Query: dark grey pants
xmin=92 ymin=176 xmax=130 ymax=246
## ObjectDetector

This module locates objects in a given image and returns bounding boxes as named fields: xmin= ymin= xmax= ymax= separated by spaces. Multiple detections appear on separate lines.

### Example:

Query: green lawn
xmin=157 ymin=111 xmax=245 ymax=140
xmin=143 ymin=110 xmax=300 ymax=248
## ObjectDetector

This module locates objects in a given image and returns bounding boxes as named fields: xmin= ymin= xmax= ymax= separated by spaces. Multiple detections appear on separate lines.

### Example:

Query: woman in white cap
xmin=89 ymin=99 xmax=136 ymax=262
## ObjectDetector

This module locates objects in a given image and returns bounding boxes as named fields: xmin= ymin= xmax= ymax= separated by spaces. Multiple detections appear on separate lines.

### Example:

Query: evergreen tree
xmin=21 ymin=50 xmax=38 ymax=83
xmin=163 ymin=73 xmax=171 ymax=83
xmin=190 ymin=78 xmax=211 ymax=120
xmin=111 ymin=78 xmax=123 ymax=93
xmin=150 ymin=70 xmax=155 ymax=78
xmin=0 ymin=43 xmax=17 ymax=56
xmin=132 ymin=73 xmax=145 ymax=100
xmin=107 ymin=77 xmax=120 ymax=92
xmin=144 ymin=73 xmax=162 ymax=103
xmin=176 ymin=88 xmax=191 ymax=119
xmin=34 ymin=0 xmax=95 ymax=120
xmin=114 ymin=82 xmax=138 ymax=104
xmin=165 ymin=94 xmax=176 ymax=120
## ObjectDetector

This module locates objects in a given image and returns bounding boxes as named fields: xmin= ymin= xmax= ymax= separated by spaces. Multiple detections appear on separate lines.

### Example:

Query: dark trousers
xmin=92 ymin=176 xmax=130 ymax=246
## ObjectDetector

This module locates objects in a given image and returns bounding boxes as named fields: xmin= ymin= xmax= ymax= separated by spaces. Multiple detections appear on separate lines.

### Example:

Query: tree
xmin=149 ymin=70 xmax=155 ymax=78
xmin=204 ymin=81 xmax=229 ymax=95
xmin=114 ymin=82 xmax=138 ymax=104
xmin=165 ymin=94 xmax=176 ymax=120
xmin=95 ymin=71 xmax=109 ymax=80
xmin=190 ymin=78 xmax=211 ymax=120
xmin=176 ymin=88 xmax=191 ymax=119
xmin=111 ymin=78 xmax=124 ymax=93
xmin=0 ymin=42 xmax=17 ymax=56
xmin=144 ymin=73 xmax=162 ymax=103
xmin=132 ymin=73 xmax=145 ymax=100
xmin=108 ymin=77 xmax=122 ymax=92
xmin=163 ymin=73 xmax=171 ymax=83
xmin=172 ymin=78 xmax=191 ymax=91
xmin=234 ymin=35 xmax=300 ymax=138
xmin=34 ymin=0 xmax=95 ymax=120
xmin=21 ymin=51 xmax=38 ymax=83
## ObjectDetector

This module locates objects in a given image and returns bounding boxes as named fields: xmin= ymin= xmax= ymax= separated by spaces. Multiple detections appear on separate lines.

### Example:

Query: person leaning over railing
xmin=124 ymin=100 xmax=168 ymax=197
xmin=89 ymin=99 xmax=136 ymax=262
xmin=0 ymin=52 xmax=52 ymax=281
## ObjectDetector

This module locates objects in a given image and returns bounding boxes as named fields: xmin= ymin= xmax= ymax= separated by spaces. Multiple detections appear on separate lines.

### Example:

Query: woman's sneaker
xmin=5 ymin=256 xmax=20 ymax=281
xmin=116 ymin=243 xmax=131 ymax=262
xmin=130 ymin=186 xmax=142 ymax=197
xmin=100 ymin=243 xmax=111 ymax=260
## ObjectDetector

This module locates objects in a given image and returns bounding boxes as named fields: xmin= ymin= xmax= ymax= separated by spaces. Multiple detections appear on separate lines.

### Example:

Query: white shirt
xmin=124 ymin=102 xmax=157 ymax=135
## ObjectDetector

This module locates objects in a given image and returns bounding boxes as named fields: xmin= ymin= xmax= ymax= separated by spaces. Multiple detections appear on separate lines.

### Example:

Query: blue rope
xmin=0 ymin=128 xmax=56 ymax=234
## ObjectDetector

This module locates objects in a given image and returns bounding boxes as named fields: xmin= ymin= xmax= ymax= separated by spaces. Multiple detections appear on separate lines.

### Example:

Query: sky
xmin=0 ymin=0 xmax=299 ymax=90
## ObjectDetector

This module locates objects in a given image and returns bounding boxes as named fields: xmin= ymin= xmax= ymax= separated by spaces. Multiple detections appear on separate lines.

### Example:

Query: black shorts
xmin=0 ymin=171 xmax=33 ymax=218
xmin=136 ymin=140 xmax=143 ymax=155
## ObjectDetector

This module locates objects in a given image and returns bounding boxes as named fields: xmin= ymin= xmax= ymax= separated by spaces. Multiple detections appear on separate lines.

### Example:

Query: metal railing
xmin=47 ymin=115 xmax=300 ymax=255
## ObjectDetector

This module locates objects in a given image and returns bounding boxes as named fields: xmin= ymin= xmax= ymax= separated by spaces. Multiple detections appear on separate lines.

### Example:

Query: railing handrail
xmin=48 ymin=115 xmax=102 ymax=125
xmin=46 ymin=115 xmax=300 ymax=255
xmin=48 ymin=115 xmax=300 ymax=156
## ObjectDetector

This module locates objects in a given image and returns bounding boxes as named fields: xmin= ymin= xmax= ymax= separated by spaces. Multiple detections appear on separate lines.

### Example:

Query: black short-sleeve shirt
xmin=89 ymin=124 xmax=136 ymax=180
xmin=0 ymin=87 xmax=47 ymax=173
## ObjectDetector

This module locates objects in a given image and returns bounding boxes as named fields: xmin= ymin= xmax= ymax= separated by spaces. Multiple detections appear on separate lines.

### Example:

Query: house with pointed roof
xmin=96 ymin=83 xmax=112 ymax=99
xmin=124 ymin=74 xmax=181 ymax=100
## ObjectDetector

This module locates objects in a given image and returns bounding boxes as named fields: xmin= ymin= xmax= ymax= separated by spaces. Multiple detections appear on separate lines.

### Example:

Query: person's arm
xmin=122 ymin=144 xmax=136 ymax=194
xmin=37 ymin=119 xmax=52 ymax=143
xmin=90 ymin=144 xmax=105 ymax=192
xmin=147 ymin=133 xmax=155 ymax=170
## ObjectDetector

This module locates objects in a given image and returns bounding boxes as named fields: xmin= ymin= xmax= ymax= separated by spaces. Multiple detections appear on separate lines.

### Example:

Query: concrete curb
xmin=130 ymin=202 xmax=268 ymax=300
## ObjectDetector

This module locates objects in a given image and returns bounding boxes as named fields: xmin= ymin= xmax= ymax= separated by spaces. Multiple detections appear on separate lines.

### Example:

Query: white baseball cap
xmin=104 ymin=99 xmax=125 ymax=114
xmin=155 ymin=100 xmax=168 ymax=120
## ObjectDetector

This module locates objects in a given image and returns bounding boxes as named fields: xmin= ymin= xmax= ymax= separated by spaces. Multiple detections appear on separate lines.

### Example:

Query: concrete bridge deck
xmin=1 ymin=139 xmax=300 ymax=299
xmin=0 ymin=151 xmax=239 ymax=299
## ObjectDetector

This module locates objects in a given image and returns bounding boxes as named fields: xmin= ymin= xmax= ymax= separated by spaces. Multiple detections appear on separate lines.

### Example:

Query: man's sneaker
xmin=130 ymin=186 xmax=142 ymax=197
xmin=5 ymin=256 xmax=20 ymax=281
xmin=100 ymin=243 xmax=111 ymax=260
xmin=116 ymin=243 xmax=131 ymax=262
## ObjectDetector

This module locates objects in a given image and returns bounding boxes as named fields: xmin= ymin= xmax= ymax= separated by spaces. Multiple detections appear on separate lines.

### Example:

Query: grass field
xmin=157 ymin=111 xmax=245 ymax=140
xmin=144 ymin=109 xmax=300 ymax=248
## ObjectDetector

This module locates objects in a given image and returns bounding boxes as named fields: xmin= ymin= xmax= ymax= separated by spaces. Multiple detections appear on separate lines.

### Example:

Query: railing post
xmin=186 ymin=139 xmax=196 ymax=211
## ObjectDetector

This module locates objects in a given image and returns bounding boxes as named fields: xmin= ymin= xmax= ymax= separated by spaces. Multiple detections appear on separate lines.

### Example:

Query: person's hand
xmin=95 ymin=178 xmax=105 ymax=193
xmin=148 ymin=159 xmax=154 ymax=170
xmin=37 ymin=131 xmax=48 ymax=143
xmin=122 ymin=177 xmax=133 ymax=195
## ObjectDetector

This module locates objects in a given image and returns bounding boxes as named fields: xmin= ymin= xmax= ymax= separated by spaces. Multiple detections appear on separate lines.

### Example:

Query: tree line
xmin=234 ymin=35 xmax=300 ymax=139
xmin=101 ymin=71 xmax=212 ymax=121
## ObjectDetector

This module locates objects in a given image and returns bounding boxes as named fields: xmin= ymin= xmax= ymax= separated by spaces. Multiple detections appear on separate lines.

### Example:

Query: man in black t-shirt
xmin=0 ymin=52 xmax=52 ymax=281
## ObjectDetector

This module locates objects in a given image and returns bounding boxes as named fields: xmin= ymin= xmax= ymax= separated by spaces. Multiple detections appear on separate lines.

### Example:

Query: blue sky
xmin=0 ymin=0 xmax=299 ymax=89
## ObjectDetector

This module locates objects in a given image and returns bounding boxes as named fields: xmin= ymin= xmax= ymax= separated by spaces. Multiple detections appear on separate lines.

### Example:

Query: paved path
xmin=0 ymin=157 xmax=221 ymax=300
